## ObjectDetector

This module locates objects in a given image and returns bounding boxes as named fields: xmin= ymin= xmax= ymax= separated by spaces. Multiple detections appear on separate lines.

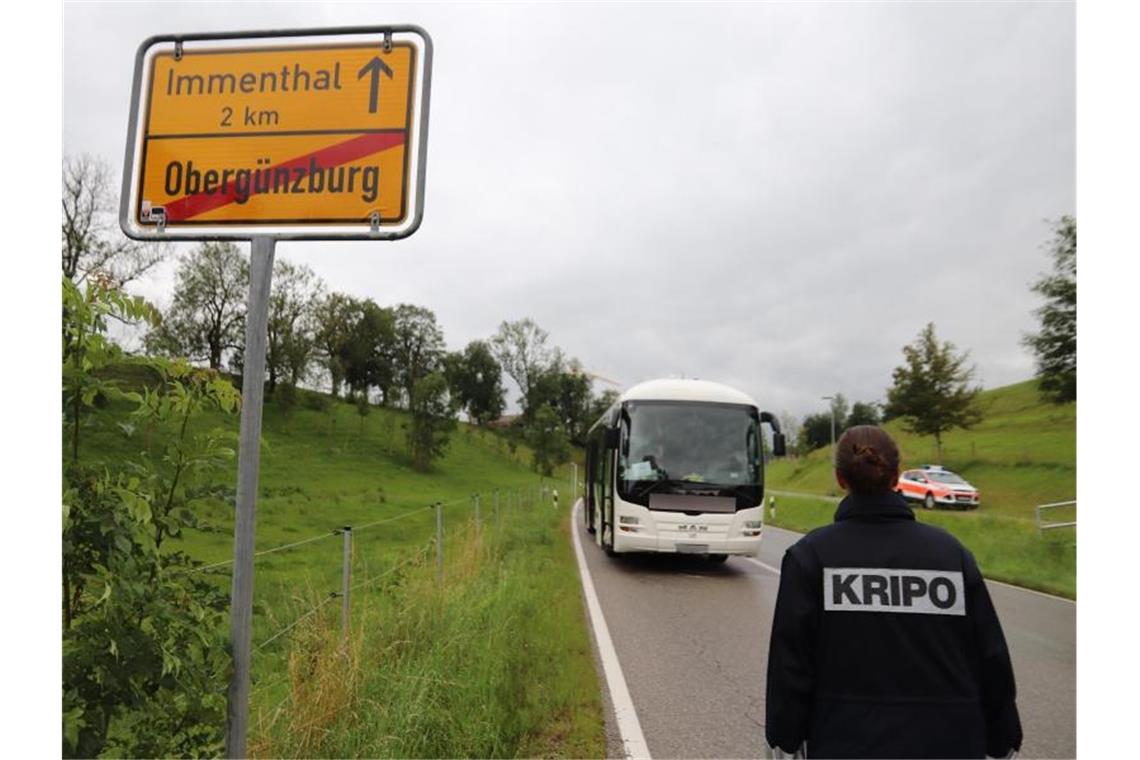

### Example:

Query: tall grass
xmin=79 ymin=375 xmax=602 ymax=756
xmin=249 ymin=497 xmax=604 ymax=758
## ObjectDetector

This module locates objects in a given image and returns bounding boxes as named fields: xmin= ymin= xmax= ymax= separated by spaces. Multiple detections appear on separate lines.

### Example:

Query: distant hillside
xmin=768 ymin=379 xmax=1075 ymax=520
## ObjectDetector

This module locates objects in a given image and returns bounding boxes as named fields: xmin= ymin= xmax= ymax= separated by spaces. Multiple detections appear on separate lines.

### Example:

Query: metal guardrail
xmin=1036 ymin=500 xmax=1076 ymax=534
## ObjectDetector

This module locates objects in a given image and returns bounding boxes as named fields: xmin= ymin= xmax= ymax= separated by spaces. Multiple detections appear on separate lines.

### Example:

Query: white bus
xmin=583 ymin=378 xmax=786 ymax=562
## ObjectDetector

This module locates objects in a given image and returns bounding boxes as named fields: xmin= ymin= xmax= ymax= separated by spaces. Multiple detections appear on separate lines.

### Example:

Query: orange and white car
xmin=897 ymin=466 xmax=980 ymax=510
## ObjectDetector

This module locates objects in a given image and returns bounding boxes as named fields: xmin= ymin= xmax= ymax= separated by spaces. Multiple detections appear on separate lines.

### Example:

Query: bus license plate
xmin=676 ymin=543 xmax=709 ymax=554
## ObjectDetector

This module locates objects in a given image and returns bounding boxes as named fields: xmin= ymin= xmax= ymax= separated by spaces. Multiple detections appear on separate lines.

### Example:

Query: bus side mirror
xmin=603 ymin=427 xmax=620 ymax=450
xmin=760 ymin=411 xmax=786 ymax=457
xmin=772 ymin=432 xmax=787 ymax=458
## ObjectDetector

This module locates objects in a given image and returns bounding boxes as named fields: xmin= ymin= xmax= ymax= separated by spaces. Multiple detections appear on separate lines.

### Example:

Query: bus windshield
xmin=618 ymin=401 xmax=762 ymax=506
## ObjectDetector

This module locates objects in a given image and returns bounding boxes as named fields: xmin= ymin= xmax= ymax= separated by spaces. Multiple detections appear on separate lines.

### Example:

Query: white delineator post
xmin=225 ymin=237 xmax=276 ymax=760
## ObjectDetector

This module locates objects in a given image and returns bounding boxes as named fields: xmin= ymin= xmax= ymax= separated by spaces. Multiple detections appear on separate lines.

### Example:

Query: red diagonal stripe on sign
xmin=161 ymin=131 xmax=406 ymax=221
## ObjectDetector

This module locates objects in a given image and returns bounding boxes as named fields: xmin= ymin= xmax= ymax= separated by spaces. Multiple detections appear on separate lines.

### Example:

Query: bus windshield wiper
xmin=632 ymin=475 xmax=672 ymax=499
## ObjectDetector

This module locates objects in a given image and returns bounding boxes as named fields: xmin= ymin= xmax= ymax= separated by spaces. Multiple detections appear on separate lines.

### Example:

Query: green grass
xmin=765 ymin=379 xmax=1076 ymax=598
xmin=75 ymin=379 xmax=602 ymax=757
xmin=769 ymin=379 xmax=1075 ymax=517
xmin=248 ymin=497 xmax=602 ymax=758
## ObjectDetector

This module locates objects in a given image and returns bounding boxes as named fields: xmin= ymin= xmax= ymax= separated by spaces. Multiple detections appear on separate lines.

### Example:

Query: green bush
xmin=62 ymin=277 xmax=240 ymax=757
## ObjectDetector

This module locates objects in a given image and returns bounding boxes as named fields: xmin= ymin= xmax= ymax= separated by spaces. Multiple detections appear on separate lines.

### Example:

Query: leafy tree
xmin=523 ymin=364 xmax=561 ymax=424
xmin=884 ymin=323 xmax=983 ymax=463
xmin=444 ymin=340 xmax=506 ymax=425
xmin=339 ymin=299 xmax=397 ymax=403
xmin=827 ymin=393 xmax=849 ymax=434
xmin=266 ymin=259 xmax=324 ymax=394
xmin=1023 ymin=216 xmax=1076 ymax=403
xmin=145 ymin=242 xmax=249 ymax=370
xmin=490 ymin=318 xmax=556 ymax=405
xmin=516 ymin=356 xmax=598 ymax=445
xmin=62 ymin=153 xmax=165 ymax=287
xmin=800 ymin=412 xmax=833 ymax=453
xmin=846 ymin=401 xmax=882 ymax=429
xmin=529 ymin=404 xmax=571 ymax=476
xmin=312 ymin=292 xmax=360 ymax=399
xmin=392 ymin=304 xmax=445 ymax=407
xmin=407 ymin=372 xmax=456 ymax=470
xmin=525 ymin=360 xmax=598 ymax=445
xmin=62 ymin=277 xmax=158 ymax=463
xmin=355 ymin=390 xmax=372 ymax=434
xmin=556 ymin=361 xmax=597 ymax=444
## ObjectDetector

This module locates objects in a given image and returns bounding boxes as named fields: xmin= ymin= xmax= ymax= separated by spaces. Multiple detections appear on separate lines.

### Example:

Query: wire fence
xmin=212 ymin=481 xmax=568 ymax=675
xmin=164 ymin=463 xmax=582 ymax=740
xmin=223 ymin=467 xmax=585 ymax=747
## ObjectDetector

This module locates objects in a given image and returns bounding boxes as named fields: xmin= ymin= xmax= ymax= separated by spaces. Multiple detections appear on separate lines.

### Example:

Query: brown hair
xmin=835 ymin=426 xmax=900 ymax=495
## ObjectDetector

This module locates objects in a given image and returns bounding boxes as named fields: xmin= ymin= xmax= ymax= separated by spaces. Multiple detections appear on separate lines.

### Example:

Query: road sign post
xmin=119 ymin=26 xmax=432 ymax=760
xmin=225 ymin=236 xmax=275 ymax=758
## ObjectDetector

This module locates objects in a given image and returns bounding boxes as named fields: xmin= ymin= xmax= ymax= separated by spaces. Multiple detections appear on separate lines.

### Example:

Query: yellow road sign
xmin=122 ymin=28 xmax=431 ymax=240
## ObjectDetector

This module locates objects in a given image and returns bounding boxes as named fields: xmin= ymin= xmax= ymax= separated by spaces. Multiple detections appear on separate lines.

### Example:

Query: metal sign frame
xmin=119 ymin=25 xmax=433 ymax=241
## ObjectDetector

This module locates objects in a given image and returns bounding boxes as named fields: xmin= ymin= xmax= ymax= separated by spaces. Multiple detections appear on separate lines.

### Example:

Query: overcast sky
xmin=63 ymin=1 xmax=1075 ymax=420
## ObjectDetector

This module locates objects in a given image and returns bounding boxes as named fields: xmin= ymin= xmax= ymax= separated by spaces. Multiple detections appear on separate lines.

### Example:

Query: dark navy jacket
xmin=765 ymin=492 xmax=1022 ymax=759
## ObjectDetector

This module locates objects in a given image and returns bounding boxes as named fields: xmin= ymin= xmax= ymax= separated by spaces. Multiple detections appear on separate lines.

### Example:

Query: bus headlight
xmin=619 ymin=516 xmax=641 ymax=532
xmin=742 ymin=520 xmax=762 ymax=537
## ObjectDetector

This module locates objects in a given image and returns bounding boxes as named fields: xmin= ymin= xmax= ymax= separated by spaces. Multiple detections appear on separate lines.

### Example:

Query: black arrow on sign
xmin=358 ymin=56 xmax=395 ymax=114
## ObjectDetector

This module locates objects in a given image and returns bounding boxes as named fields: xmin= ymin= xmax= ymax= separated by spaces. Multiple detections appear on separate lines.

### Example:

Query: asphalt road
xmin=573 ymin=502 xmax=1076 ymax=759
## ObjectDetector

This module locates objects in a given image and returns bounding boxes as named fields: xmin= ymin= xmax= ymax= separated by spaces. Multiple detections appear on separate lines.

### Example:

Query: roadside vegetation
xmin=70 ymin=355 xmax=604 ymax=756
xmin=248 ymin=493 xmax=602 ymax=758
xmin=62 ymin=152 xmax=609 ymax=756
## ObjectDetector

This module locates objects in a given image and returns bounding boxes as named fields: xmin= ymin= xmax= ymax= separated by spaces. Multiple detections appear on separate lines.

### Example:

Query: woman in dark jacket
xmin=764 ymin=426 xmax=1022 ymax=759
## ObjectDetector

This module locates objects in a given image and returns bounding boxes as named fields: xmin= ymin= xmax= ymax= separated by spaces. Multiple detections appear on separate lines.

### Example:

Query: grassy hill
xmin=75 ymin=375 xmax=602 ymax=756
xmin=768 ymin=379 xmax=1075 ymax=517
xmin=764 ymin=379 xmax=1076 ymax=597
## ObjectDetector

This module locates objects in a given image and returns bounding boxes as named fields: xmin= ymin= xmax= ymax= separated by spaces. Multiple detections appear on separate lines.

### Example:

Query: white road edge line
xmin=571 ymin=499 xmax=652 ymax=760
xmin=744 ymin=556 xmax=782 ymax=576
xmin=983 ymin=577 xmax=1076 ymax=604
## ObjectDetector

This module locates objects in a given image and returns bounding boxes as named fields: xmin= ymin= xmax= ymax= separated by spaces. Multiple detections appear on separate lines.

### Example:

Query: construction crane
xmin=571 ymin=368 xmax=622 ymax=387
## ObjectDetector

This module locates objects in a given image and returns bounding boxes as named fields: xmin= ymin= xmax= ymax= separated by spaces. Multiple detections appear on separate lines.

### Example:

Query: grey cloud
xmin=65 ymin=1 xmax=1074 ymax=420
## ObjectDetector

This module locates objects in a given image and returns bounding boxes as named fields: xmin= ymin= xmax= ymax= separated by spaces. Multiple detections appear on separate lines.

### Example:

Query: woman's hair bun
xmin=836 ymin=427 xmax=900 ymax=494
